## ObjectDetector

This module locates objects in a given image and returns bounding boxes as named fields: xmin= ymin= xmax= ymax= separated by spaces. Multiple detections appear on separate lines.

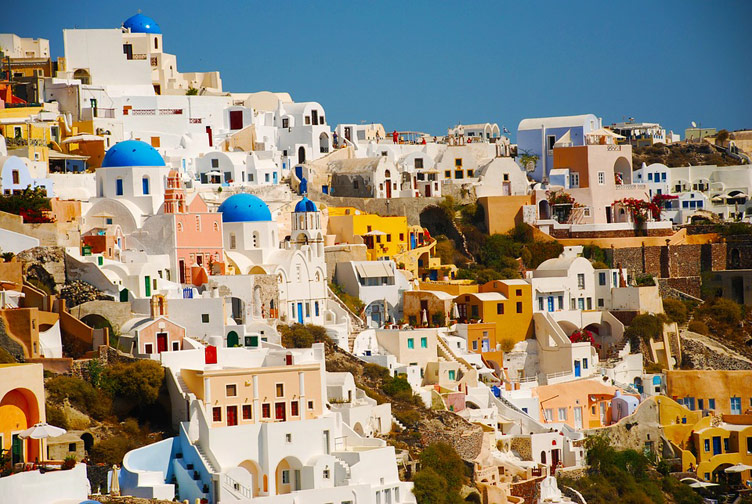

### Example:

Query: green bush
xmin=394 ymin=409 xmax=420 ymax=427
xmin=634 ymin=273 xmax=656 ymax=286
xmin=687 ymin=320 xmax=709 ymax=335
xmin=279 ymin=324 xmax=331 ymax=348
xmin=46 ymin=375 xmax=112 ymax=420
xmin=419 ymin=442 xmax=467 ymax=495
xmin=105 ymin=359 xmax=165 ymax=405
xmin=662 ymin=298 xmax=688 ymax=324
xmin=382 ymin=376 xmax=412 ymax=397
xmin=362 ymin=363 xmax=390 ymax=381
xmin=698 ymin=298 xmax=741 ymax=326
xmin=499 ymin=338 xmax=516 ymax=353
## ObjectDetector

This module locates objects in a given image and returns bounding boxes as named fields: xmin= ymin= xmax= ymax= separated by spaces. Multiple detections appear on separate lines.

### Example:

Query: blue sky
xmin=3 ymin=1 xmax=751 ymax=139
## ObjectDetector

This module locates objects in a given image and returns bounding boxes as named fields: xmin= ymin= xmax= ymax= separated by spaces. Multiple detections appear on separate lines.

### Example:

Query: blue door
xmin=322 ymin=185 xmax=329 ymax=194
xmin=295 ymin=166 xmax=303 ymax=181
xmin=297 ymin=302 xmax=303 ymax=324
xmin=547 ymin=296 xmax=554 ymax=312
xmin=273 ymin=172 xmax=278 ymax=184
xmin=410 ymin=234 xmax=417 ymax=250
xmin=574 ymin=360 xmax=581 ymax=377
xmin=712 ymin=436 xmax=722 ymax=455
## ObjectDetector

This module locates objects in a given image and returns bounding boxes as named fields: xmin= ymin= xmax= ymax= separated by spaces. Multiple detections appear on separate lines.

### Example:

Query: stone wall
xmin=658 ymin=278 xmax=701 ymax=299
xmin=315 ymin=193 xmax=444 ymax=226
xmin=510 ymin=476 xmax=545 ymax=503
xmin=0 ymin=317 xmax=25 ymax=360
xmin=551 ymin=227 xmax=673 ymax=239
xmin=325 ymin=244 xmax=368 ymax=282
xmin=68 ymin=300 xmax=133 ymax=334
xmin=510 ymin=437 xmax=532 ymax=461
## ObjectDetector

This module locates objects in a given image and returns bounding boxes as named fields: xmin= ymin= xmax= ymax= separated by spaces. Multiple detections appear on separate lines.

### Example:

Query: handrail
xmin=222 ymin=473 xmax=252 ymax=499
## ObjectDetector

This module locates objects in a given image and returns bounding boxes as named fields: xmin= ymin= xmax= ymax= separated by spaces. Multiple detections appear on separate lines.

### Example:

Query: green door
xmin=11 ymin=434 xmax=23 ymax=465
xmin=227 ymin=331 xmax=238 ymax=347
xmin=119 ymin=288 xmax=129 ymax=302
xmin=144 ymin=276 xmax=151 ymax=297
xmin=250 ymin=335 xmax=259 ymax=347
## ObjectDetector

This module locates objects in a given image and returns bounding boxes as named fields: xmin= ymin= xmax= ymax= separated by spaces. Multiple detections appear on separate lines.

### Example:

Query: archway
xmin=80 ymin=432 xmax=94 ymax=453
xmin=539 ymin=200 xmax=550 ymax=220
xmin=298 ymin=146 xmax=306 ymax=164
xmin=613 ymin=157 xmax=631 ymax=184
xmin=319 ymin=133 xmax=329 ymax=154
xmin=353 ymin=422 xmax=365 ymax=436
xmin=81 ymin=314 xmax=114 ymax=335
xmin=73 ymin=69 xmax=91 ymax=85
xmin=275 ymin=456 xmax=303 ymax=494
xmin=230 ymin=297 xmax=245 ymax=324
xmin=227 ymin=331 xmax=239 ymax=347
xmin=557 ymin=320 xmax=579 ymax=337
xmin=1 ymin=388 xmax=41 ymax=463
xmin=238 ymin=459 xmax=262 ymax=497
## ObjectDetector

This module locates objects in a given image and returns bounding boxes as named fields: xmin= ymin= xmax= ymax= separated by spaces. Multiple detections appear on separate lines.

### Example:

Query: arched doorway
xmin=319 ymin=133 xmax=329 ymax=154
xmin=539 ymin=200 xmax=550 ymax=220
xmin=73 ymin=69 xmax=91 ymax=85
xmin=80 ymin=432 xmax=94 ymax=453
xmin=238 ymin=460 xmax=262 ymax=497
xmin=227 ymin=331 xmax=239 ymax=347
xmin=1 ymin=388 xmax=41 ymax=463
xmin=298 ymin=146 xmax=306 ymax=164
xmin=275 ymin=456 xmax=303 ymax=494
xmin=613 ymin=157 xmax=631 ymax=184
xmin=353 ymin=422 xmax=365 ymax=436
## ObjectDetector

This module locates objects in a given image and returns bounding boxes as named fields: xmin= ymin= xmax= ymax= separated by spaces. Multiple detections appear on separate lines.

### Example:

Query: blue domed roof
xmin=218 ymin=193 xmax=272 ymax=222
xmin=123 ymin=13 xmax=161 ymax=34
xmin=294 ymin=197 xmax=318 ymax=213
xmin=102 ymin=140 xmax=165 ymax=168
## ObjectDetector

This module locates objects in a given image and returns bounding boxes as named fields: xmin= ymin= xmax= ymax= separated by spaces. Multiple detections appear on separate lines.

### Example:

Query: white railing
xmin=223 ymin=473 xmax=252 ymax=499
xmin=545 ymin=370 xmax=572 ymax=381
xmin=615 ymin=183 xmax=647 ymax=191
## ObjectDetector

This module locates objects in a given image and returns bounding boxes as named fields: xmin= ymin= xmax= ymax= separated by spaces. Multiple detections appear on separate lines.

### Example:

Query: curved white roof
xmin=518 ymin=114 xmax=599 ymax=132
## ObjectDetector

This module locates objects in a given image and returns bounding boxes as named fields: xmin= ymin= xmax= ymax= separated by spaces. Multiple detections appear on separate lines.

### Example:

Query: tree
xmin=279 ymin=324 xmax=331 ymax=348
xmin=419 ymin=442 xmax=466 ymax=495
xmin=412 ymin=467 xmax=448 ymax=504
xmin=624 ymin=314 xmax=663 ymax=352
xmin=106 ymin=359 xmax=164 ymax=404
xmin=716 ymin=129 xmax=730 ymax=146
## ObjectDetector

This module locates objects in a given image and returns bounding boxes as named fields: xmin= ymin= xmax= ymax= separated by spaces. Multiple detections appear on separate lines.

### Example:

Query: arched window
xmin=213 ymin=222 xmax=219 ymax=232
xmin=142 ymin=176 xmax=150 ymax=195
xmin=177 ymin=222 xmax=183 ymax=232
xmin=154 ymin=37 xmax=159 ymax=50
xmin=230 ymin=232 xmax=236 ymax=249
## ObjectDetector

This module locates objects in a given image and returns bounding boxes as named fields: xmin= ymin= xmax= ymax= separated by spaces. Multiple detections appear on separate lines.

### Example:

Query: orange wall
xmin=666 ymin=370 xmax=752 ymax=415
xmin=553 ymin=146 xmax=590 ymax=188
xmin=0 ymin=364 xmax=45 ymax=462
xmin=478 ymin=195 xmax=533 ymax=235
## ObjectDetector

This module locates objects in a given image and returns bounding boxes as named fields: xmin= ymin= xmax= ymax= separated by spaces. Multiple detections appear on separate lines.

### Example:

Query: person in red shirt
xmin=393 ymin=130 xmax=399 ymax=143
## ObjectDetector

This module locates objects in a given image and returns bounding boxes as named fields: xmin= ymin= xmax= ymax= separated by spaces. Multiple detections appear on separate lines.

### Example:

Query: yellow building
xmin=665 ymin=370 xmax=752 ymax=415
xmin=0 ymin=363 xmax=46 ymax=464
xmin=454 ymin=279 xmax=533 ymax=344
xmin=328 ymin=207 xmax=457 ymax=280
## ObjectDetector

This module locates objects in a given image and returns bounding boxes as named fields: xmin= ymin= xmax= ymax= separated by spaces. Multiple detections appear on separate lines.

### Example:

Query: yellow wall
xmin=666 ymin=370 xmax=752 ymax=415
xmin=478 ymin=195 xmax=533 ymax=235
xmin=454 ymin=280 xmax=533 ymax=343
xmin=0 ymin=364 xmax=45 ymax=462
xmin=328 ymin=210 xmax=408 ymax=261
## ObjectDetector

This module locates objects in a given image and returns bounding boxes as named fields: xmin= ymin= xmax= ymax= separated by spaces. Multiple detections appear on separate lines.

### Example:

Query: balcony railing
xmin=131 ymin=53 xmax=148 ymax=60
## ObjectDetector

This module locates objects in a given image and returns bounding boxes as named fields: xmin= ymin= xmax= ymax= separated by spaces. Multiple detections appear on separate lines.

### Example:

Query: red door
xmin=229 ymin=110 xmax=243 ymax=130
xmin=157 ymin=333 xmax=168 ymax=353
xmin=275 ymin=402 xmax=286 ymax=421
xmin=386 ymin=180 xmax=392 ymax=198
xmin=226 ymin=406 xmax=238 ymax=426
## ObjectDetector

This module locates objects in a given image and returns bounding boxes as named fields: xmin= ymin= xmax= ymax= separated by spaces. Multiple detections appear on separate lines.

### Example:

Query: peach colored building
xmin=666 ymin=370 xmax=752 ymax=415
xmin=180 ymin=359 xmax=323 ymax=428
xmin=0 ymin=363 xmax=46 ymax=464
xmin=533 ymin=378 xmax=625 ymax=430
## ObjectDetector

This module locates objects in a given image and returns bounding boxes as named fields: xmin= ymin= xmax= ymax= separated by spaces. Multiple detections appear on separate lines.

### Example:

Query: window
xmin=472 ymin=340 xmax=478 ymax=350
xmin=731 ymin=396 xmax=742 ymax=415
xmin=454 ymin=170 xmax=463 ymax=179
xmin=599 ymin=272 xmax=606 ymax=286
xmin=454 ymin=158 xmax=463 ymax=167
xmin=708 ymin=398 xmax=715 ymax=410
xmin=242 ymin=404 xmax=252 ymax=420
xmin=323 ymin=468 xmax=330 ymax=479
xmin=598 ymin=298 xmax=604 ymax=308
xmin=516 ymin=302 xmax=522 ymax=313
xmin=213 ymin=407 xmax=222 ymax=422
xmin=262 ymin=403 xmax=271 ymax=418
xmin=420 ymin=337 xmax=427 ymax=348
xmin=558 ymin=408 xmax=567 ymax=421
xmin=414 ymin=158 xmax=423 ymax=169
xmin=116 ymin=178 xmax=124 ymax=196
xmin=226 ymin=384 xmax=237 ymax=397
xmin=444 ymin=170 xmax=451 ymax=178
xmin=386 ymin=234 xmax=391 ymax=242
xmin=497 ymin=303 xmax=504 ymax=314
xmin=547 ymin=135 xmax=556 ymax=153
xmin=544 ymin=408 xmax=553 ymax=422
xmin=308 ymin=400 xmax=314 ymax=410
xmin=399 ymin=233 xmax=405 ymax=241
xmin=577 ymin=273 xmax=585 ymax=289
xmin=201 ymin=314 xmax=209 ymax=323
xmin=516 ymin=289 xmax=522 ymax=296
xmin=598 ymin=171 xmax=605 ymax=185
xmin=448 ymin=370 xmax=456 ymax=381
xmin=698 ymin=399 xmax=704 ymax=411
xmin=583 ymin=358 xmax=588 ymax=369
xmin=586 ymin=298 xmax=592 ymax=310
xmin=282 ymin=118 xmax=289 ymax=128
xmin=291 ymin=401 xmax=299 ymax=416
xmin=467 ymin=169 xmax=474 ymax=177
xmin=144 ymin=343 xmax=153 ymax=354
xmin=285 ymin=433 xmax=292 ymax=443
xmin=407 ymin=338 xmax=414 ymax=349
xmin=11 ymin=170 xmax=20 ymax=185
xmin=558 ymin=296 xmax=563 ymax=309
xmin=304 ymin=116 xmax=311 ymax=125
xmin=538 ymin=297 xmax=544 ymax=311
xmin=282 ymin=469 xmax=290 ymax=484
xmin=648 ymin=172 xmax=653 ymax=181
xmin=747 ymin=437 xmax=752 ymax=454
xmin=704 ymin=439 xmax=710 ymax=452
xmin=570 ymin=173 xmax=580 ymax=188
xmin=578 ymin=298 xmax=585 ymax=310
xmin=276 ymin=384 xmax=284 ymax=397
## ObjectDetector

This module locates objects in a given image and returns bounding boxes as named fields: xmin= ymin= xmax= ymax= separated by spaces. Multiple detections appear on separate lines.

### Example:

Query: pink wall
xmin=137 ymin=317 xmax=186 ymax=354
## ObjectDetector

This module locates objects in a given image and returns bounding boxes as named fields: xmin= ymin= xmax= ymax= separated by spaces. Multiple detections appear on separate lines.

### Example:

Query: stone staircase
xmin=194 ymin=443 xmax=219 ymax=474
xmin=435 ymin=334 xmax=471 ymax=375
xmin=391 ymin=415 xmax=407 ymax=431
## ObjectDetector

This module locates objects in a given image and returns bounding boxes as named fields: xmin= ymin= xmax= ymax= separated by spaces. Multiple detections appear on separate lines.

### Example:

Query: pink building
xmin=164 ymin=170 xmax=225 ymax=284
xmin=133 ymin=295 xmax=186 ymax=354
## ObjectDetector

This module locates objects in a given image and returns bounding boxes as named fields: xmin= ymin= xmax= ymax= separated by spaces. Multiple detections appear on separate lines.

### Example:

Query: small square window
xmin=69 ymin=443 xmax=77 ymax=452
xmin=516 ymin=289 xmax=522 ymax=296
xmin=226 ymin=384 xmax=237 ymax=397
xmin=516 ymin=302 xmax=522 ymax=313
xmin=455 ymin=158 xmax=462 ymax=167
xmin=444 ymin=170 xmax=451 ymax=178
xmin=285 ymin=433 xmax=292 ymax=443
xmin=201 ymin=314 xmax=210 ymax=323
xmin=276 ymin=384 xmax=284 ymax=397
xmin=308 ymin=400 xmax=314 ymax=410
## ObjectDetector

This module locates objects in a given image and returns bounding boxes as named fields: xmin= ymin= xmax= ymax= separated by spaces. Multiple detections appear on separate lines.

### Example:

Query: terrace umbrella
xmin=110 ymin=465 xmax=120 ymax=495
xmin=725 ymin=463 xmax=752 ymax=473
xmin=19 ymin=422 xmax=66 ymax=439
xmin=452 ymin=302 xmax=460 ymax=320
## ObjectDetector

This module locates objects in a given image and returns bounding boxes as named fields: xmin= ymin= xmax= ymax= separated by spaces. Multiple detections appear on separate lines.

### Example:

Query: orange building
xmin=533 ymin=378 xmax=625 ymax=430
xmin=0 ymin=363 xmax=46 ymax=465
xmin=666 ymin=370 xmax=752 ymax=415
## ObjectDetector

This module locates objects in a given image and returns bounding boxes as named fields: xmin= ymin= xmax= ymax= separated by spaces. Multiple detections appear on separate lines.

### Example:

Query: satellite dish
xmin=691 ymin=121 xmax=697 ymax=128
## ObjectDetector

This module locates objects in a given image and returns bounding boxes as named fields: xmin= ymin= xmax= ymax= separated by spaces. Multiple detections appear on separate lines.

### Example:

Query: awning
xmin=586 ymin=128 xmax=625 ymax=139
xmin=355 ymin=262 xmax=394 ymax=278
xmin=48 ymin=150 xmax=89 ymax=160
xmin=362 ymin=230 xmax=386 ymax=236
xmin=61 ymin=134 xmax=105 ymax=144
xmin=725 ymin=463 xmax=752 ymax=473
